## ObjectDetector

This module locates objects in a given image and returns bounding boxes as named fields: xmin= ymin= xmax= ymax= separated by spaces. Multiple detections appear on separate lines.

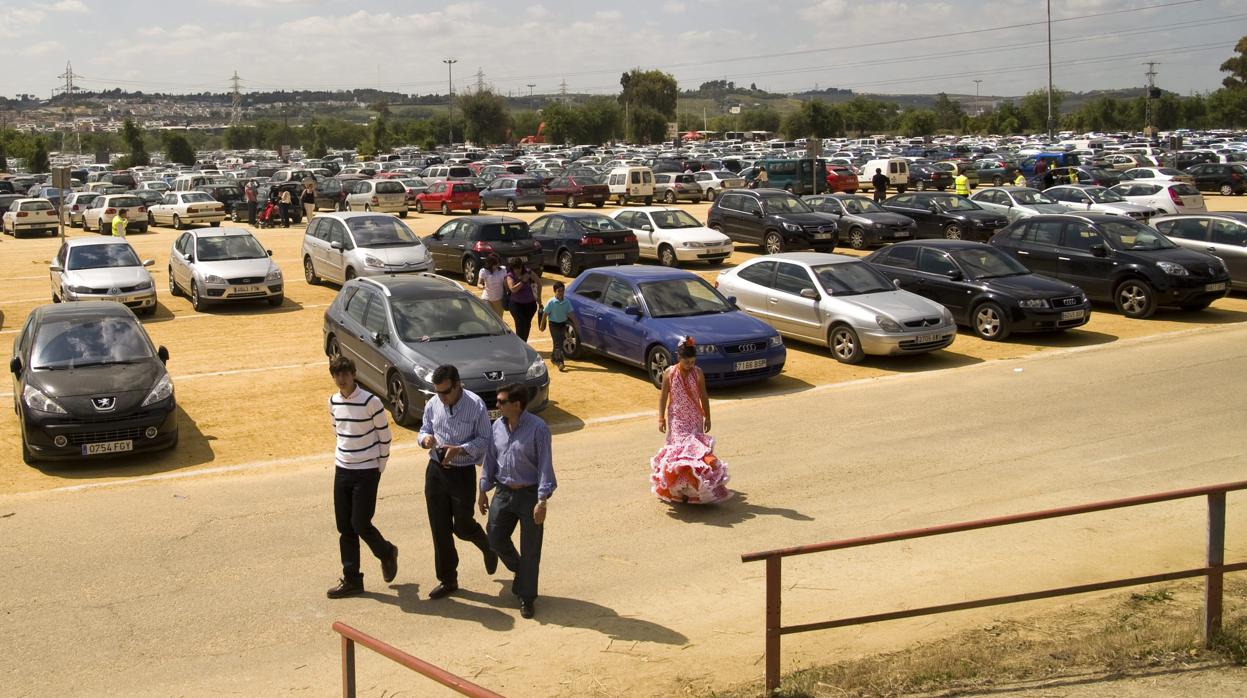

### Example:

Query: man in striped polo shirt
xmin=418 ymin=364 xmax=498 ymax=600
xmin=327 ymin=356 xmax=399 ymax=599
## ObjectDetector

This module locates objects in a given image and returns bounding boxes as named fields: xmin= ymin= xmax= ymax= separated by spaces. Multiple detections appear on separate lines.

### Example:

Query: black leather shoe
xmin=381 ymin=546 xmax=398 ymax=583
xmin=327 ymin=578 xmax=364 ymax=599
xmin=520 ymin=599 xmax=535 ymax=619
xmin=484 ymin=549 xmax=498 ymax=576
xmin=428 ymin=582 xmax=458 ymax=600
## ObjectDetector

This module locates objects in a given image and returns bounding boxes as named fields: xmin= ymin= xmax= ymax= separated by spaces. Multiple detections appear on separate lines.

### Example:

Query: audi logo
xmin=1062 ymin=298 xmax=1077 ymax=306
xmin=737 ymin=343 xmax=762 ymax=353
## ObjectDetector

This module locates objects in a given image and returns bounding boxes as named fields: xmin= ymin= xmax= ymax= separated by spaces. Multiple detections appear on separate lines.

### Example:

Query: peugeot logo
xmin=92 ymin=396 xmax=116 ymax=411
xmin=484 ymin=371 xmax=504 ymax=381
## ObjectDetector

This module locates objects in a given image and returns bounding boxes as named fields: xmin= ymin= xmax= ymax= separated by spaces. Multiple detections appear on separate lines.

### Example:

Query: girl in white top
xmin=477 ymin=254 xmax=507 ymax=317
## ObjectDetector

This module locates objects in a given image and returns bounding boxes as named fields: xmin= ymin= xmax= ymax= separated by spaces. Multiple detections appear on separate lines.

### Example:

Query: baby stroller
xmin=256 ymin=201 xmax=278 ymax=229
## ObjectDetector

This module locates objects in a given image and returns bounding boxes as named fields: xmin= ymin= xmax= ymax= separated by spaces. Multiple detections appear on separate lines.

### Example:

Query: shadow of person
xmin=366 ymin=583 xmax=515 ymax=632
xmin=490 ymin=582 xmax=688 ymax=645
xmin=663 ymin=491 xmax=814 ymax=528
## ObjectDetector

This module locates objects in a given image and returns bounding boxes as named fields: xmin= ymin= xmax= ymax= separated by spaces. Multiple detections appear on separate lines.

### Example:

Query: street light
xmin=973 ymin=79 xmax=983 ymax=117
xmin=527 ymin=83 xmax=536 ymax=109
xmin=1046 ymin=0 xmax=1055 ymax=141
xmin=443 ymin=58 xmax=458 ymax=147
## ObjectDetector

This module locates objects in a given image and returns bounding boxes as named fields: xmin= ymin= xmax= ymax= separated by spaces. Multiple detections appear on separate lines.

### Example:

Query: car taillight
xmin=16 ymin=211 xmax=27 ymax=217
xmin=624 ymin=233 xmax=637 ymax=243
xmin=105 ymin=208 xmax=116 ymax=214
xmin=138 ymin=207 xmax=146 ymax=213
xmin=1168 ymin=188 xmax=1183 ymax=205
xmin=580 ymin=235 xmax=604 ymax=246
xmin=532 ymin=241 xmax=541 ymax=249
xmin=472 ymin=241 xmax=493 ymax=253
xmin=187 ymin=207 xmax=197 ymax=213
xmin=371 ymin=196 xmax=379 ymax=204
xmin=1233 ymin=173 xmax=1242 ymax=180
xmin=71 ymin=204 xmax=79 ymax=211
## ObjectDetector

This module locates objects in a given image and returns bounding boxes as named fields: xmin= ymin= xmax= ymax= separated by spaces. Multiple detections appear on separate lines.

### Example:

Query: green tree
xmin=897 ymin=109 xmax=937 ymax=137
xmin=512 ymin=111 xmax=542 ymax=140
xmin=302 ymin=118 xmax=328 ymax=159
xmin=629 ymin=105 xmax=668 ymax=144
xmin=931 ymin=93 xmax=965 ymax=132
xmin=162 ymin=132 xmax=196 ymax=166
xmin=121 ymin=119 xmax=149 ymax=166
xmin=1018 ymin=89 xmax=1065 ymax=132
xmin=458 ymin=90 xmax=512 ymax=145
xmin=1070 ymin=96 xmax=1125 ymax=132
xmin=578 ymin=97 xmax=624 ymax=143
xmin=619 ymin=69 xmax=678 ymax=118
xmin=1181 ymin=94 xmax=1208 ymax=130
xmin=31 ymin=136 xmax=49 ymax=172
xmin=1208 ymin=87 xmax=1247 ymax=128
xmin=738 ymin=106 xmax=781 ymax=132
xmin=1219 ymin=35 xmax=1247 ymax=89
xmin=542 ymin=102 xmax=581 ymax=145
xmin=841 ymin=97 xmax=889 ymax=137
xmin=781 ymin=100 xmax=844 ymax=139
xmin=223 ymin=125 xmax=255 ymax=149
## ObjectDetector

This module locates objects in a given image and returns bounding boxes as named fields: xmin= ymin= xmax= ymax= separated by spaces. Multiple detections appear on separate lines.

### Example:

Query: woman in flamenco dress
xmin=651 ymin=337 xmax=732 ymax=504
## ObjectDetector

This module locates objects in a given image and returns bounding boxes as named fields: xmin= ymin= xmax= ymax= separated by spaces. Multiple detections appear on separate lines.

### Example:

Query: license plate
xmin=488 ymin=409 xmax=501 ymax=420
xmin=915 ymin=334 xmax=941 ymax=343
xmin=605 ymin=253 xmax=625 ymax=260
xmin=813 ymin=233 xmax=832 ymax=240
xmin=233 ymin=285 xmax=263 ymax=293
xmin=82 ymin=440 xmax=133 ymax=455
xmin=1206 ymin=282 xmax=1226 ymax=292
xmin=1061 ymin=310 xmax=1086 ymax=321
xmin=734 ymin=359 xmax=767 ymax=371
xmin=893 ymin=231 xmax=910 ymax=237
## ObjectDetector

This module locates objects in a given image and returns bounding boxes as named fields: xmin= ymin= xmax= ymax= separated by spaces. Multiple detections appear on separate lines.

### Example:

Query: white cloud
xmin=12 ymin=8 xmax=46 ymax=23
xmin=595 ymin=10 xmax=623 ymax=22
xmin=51 ymin=0 xmax=89 ymax=12
xmin=662 ymin=1 xmax=686 ymax=14
xmin=28 ymin=40 xmax=63 ymax=56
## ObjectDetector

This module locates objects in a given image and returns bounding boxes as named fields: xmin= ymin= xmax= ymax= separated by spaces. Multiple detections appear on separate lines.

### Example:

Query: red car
xmin=825 ymin=165 xmax=859 ymax=194
xmin=415 ymin=180 xmax=481 ymax=215
xmin=543 ymin=175 xmax=610 ymax=208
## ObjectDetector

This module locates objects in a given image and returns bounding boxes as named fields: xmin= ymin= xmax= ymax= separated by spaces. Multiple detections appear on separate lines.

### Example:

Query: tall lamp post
xmin=527 ymin=83 xmax=535 ymax=109
xmin=443 ymin=58 xmax=458 ymax=147
xmin=1046 ymin=0 xmax=1055 ymax=141
xmin=973 ymin=79 xmax=983 ymax=117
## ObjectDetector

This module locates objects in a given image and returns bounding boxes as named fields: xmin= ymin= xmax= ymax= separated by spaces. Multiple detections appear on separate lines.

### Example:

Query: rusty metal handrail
xmin=741 ymin=479 xmax=1247 ymax=694
xmin=332 ymin=621 xmax=506 ymax=698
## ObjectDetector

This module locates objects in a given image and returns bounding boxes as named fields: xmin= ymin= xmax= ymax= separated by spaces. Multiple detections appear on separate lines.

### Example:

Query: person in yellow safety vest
xmin=1013 ymin=171 xmax=1026 ymax=187
xmin=1067 ymin=169 xmax=1079 ymax=184
xmin=111 ymin=208 xmax=129 ymax=237
xmin=954 ymin=172 xmax=970 ymax=196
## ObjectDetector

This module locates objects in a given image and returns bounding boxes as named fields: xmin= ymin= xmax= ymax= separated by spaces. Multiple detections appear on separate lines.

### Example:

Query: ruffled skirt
xmin=650 ymin=432 xmax=732 ymax=504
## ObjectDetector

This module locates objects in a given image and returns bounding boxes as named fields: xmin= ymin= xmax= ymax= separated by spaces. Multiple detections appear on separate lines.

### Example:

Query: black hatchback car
xmin=1185 ymin=163 xmax=1247 ymax=196
xmin=423 ymin=215 xmax=544 ymax=284
xmin=529 ymin=211 xmax=640 ymax=277
xmin=10 ymin=302 xmax=177 ymax=464
xmin=706 ymin=188 xmax=839 ymax=255
xmin=865 ymin=240 xmax=1091 ymax=340
xmin=881 ymin=192 xmax=1009 ymax=242
xmin=989 ymin=213 xmax=1231 ymax=318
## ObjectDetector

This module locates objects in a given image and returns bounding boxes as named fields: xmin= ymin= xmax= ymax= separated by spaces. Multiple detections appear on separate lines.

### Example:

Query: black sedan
xmin=881 ymin=192 xmax=1009 ymax=242
xmin=10 ymin=302 xmax=177 ymax=464
xmin=529 ymin=211 xmax=640 ymax=277
xmin=865 ymin=240 xmax=1091 ymax=340
xmin=802 ymin=194 xmax=916 ymax=249
xmin=423 ymin=215 xmax=544 ymax=284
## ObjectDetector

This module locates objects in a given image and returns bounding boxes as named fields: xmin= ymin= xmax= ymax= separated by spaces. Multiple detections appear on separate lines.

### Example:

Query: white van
xmin=607 ymin=166 xmax=655 ymax=205
xmin=857 ymin=158 xmax=910 ymax=193
xmin=172 ymin=173 xmax=217 ymax=191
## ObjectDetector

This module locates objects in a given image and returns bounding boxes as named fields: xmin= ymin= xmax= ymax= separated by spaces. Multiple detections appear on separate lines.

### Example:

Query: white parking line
xmin=0 ymin=302 xmax=331 ymax=334
xmin=0 ymin=360 xmax=328 ymax=399
xmin=0 ymin=297 xmax=53 ymax=305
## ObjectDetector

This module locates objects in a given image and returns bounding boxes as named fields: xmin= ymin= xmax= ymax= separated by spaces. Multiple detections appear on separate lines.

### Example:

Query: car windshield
xmin=1099 ymin=220 xmax=1177 ymax=250
xmin=812 ymin=262 xmax=894 ymax=295
xmin=516 ymin=179 xmax=542 ymax=189
xmin=346 ymin=216 xmax=420 ymax=247
xmin=196 ymin=235 xmax=267 ymax=261
xmin=25 ymin=201 xmax=53 ymax=211
xmin=933 ymin=196 xmax=980 ymax=211
xmin=66 ymin=244 xmax=141 ymax=270
xmin=1085 ymin=187 xmax=1125 ymax=203
xmin=761 ymin=194 xmax=813 ymax=213
xmin=840 ymin=198 xmax=883 ymax=214
xmin=31 ymin=316 xmax=153 ymax=370
xmin=951 ymin=247 xmax=1030 ymax=279
xmin=182 ymin=193 xmax=214 ymax=203
xmin=1158 ymin=168 xmax=1184 ymax=176
xmin=1012 ymin=189 xmax=1055 ymax=205
xmin=109 ymin=196 xmax=143 ymax=207
xmin=391 ymin=296 xmax=508 ymax=342
xmin=213 ymin=187 xmax=244 ymax=200
xmin=651 ymin=210 xmax=702 ymax=229
xmin=375 ymin=181 xmax=405 ymax=194
xmin=639 ymin=277 xmax=732 ymax=318
xmin=576 ymin=215 xmax=629 ymax=233
xmin=479 ymin=222 xmax=530 ymax=241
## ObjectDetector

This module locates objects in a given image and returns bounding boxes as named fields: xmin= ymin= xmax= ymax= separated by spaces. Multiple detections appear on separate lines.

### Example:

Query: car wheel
xmin=643 ymin=196 xmax=653 ymax=205
xmin=706 ymin=188 xmax=716 ymax=201
xmin=441 ymin=203 xmax=451 ymax=215
xmin=536 ymin=204 xmax=546 ymax=212
xmin=364 ymin=204 xmax=372 ymax=212
xmin=190 ymin=281 xmax=204 ymax=311
xmin=326 ymin=335 xmax=342 ymax=359
xmin=388 ymin=372 xmax=416 ymax=427
xmin=1220 ymin=184 xmax=1234 ymax=196
xmin=664 ymin=190 xmax=676 ymax=204
xmin=617 ymin=195 xmax=626 ymax=205
xmin=469 ymin=208 xmax=480 ymax=214
xmin=98 ymin=218 xmax=107 ymax=233
xmin=764 ymin=231 xmax=785 ymax=255
xmin=480 ymin=199 xmax=489 ymax=211
xmin=562 ymin=323 xmax=583 ymax=359
xmin=344 ymin=202 xmax=352 ymax=212
xmin=972 ymin=301 xmax=1010 ymax=341
xmin=416 ymin=201 xmax=425 ymax=213
xmin=565 ymin=195 xmax=576 ymax=208
xmin=21 ymin=433 xmax=36 ymax=466
xmin=506 ymin=199 xmax=517 ymax=212
xmin=658 ymin=244 xmax=678 ymax=268
xmin=267 ymin=294 xmax=284 ymax=307
xmin=917 ymin=180 xmax=927 ymax=191
xmin=1181 ymin=299 xmax=1213 ymax=311
xmin=209 ymin=221 xmax=219 ymax=227
xmin=304 ymin=256 xmax=320 ymax=285
xmin=172 ymin=214 xmax=183 ymax=230
xmin=1114 ymin=278 xmax=1157 ymax=318
xmin=148 ymin=212 xmax=155 ymax=226
xmin=168 ymin=269 xmax=180 ymax=296
xmin=848 ymin=227 xmax=867 ymax=250
xmin=646 ymin=346 xmax=672 ymax=389
xmin=944 ymin=224 xmax=963 ymax=240
xmin=829 ymin=324 xmax=864 ymax=364
xmin=462 ymin=256 xmax=478 ymax=285
xmin=558 ymin=250 xmax=577 ymax=277
xmin=594 ymin=202 xmax=604 ymax=208
xmin=399 ymin=211 xmax=407 ymax=218
xmin=51 ymin=290 xmax=60 ymax=303
xmin=896 ymin=186 xmax=907 ymax=194
xmin=345 ymin=267 xmax=357 ymax=281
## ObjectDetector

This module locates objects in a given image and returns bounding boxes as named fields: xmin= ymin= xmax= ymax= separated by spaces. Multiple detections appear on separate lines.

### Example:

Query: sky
xmin=0 ymin=0 xmax=1241 ymax=100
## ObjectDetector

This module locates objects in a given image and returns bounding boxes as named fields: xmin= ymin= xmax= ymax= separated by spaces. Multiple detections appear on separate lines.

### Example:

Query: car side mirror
xmin=1004 ymin=201 xmax=1013 ymax=207
xmin=726 ymin=295 xmax=738 ymax=307
xmin=799 ymin=288 xmax=819 ymax=300
xmin=371 ymin=331 xmax=386 ymax=345
xmin=928 ymin=204 xmax=939 ymax=212
xmin=1090 ymin=243 xmax=1108 ymax=257
xmin=330 ymin=241 xmax=343 ymax=251
xmin=946 ymin=270 xmax=964 ymax=281
xmin=267 ymin=249 xmax=273 ymax=256
xmin=751 ymin=209 xmax=762 ymax=218
xmin=624 ymin=305 xmax=642 ymax=317
xmin=50 ymin=264 xmax=63 ymax=273
xmin=640 ymin=224 xmax=652 ymax=232
xmin=157 ymin=346 xmax=169 ymax=363
xmin=142 ymin=259 xmax=154 ymax=267
xmin=893 ymin=278 xmax=902 ymax=288
xmin=9 ymin=357 xmax=22 ymax=376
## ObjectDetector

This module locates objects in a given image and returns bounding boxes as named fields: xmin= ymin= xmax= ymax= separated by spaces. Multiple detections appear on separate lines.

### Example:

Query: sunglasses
xmin=496 ymin=395 xmax=520 ymax=404
xmin=434 ymin=385 xmax=457 ymax=396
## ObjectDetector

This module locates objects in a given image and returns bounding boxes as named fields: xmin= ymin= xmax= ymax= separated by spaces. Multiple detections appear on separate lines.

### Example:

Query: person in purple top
xmin=505 ymin=257 xmax=542 ymax=341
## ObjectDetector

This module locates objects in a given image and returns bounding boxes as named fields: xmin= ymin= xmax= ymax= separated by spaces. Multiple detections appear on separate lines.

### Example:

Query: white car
xmin=1122 ymin=167 xmax=1195 ymax=185
xmin=50 ymin=237 xmax=157 ymax=315
xmin=137 ymin=181 xmax=171 ymax=193
xmin=1110 ymin=181 xmax=1206 ymax=216
xmin=1043 ymin=185 xmax=1157 ymax=222
xmin=148 ymin=191 xmax=226 ymax=230
xmin=692 ymin=170 xmax=747 ymax=201
xmin=82 ymin=193 xmax=149 ymax=233
xmin=168 ymin=228 xmax=284 ymax=311
xmin=2 ymin=198 xmax=59 ymax=237
xmin=344 ymin=179 xmax=409 ymax=216
xmin=609 ymin=207 xmax=733 ymax=267
xmin=60 ymin=192 xmax=99 ymax=227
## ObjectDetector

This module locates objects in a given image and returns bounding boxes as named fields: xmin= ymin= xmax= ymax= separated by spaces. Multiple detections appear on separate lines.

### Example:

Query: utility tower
xmin=230 ymin=71 xmax=243 ymax=125
xmin=474 ymin=68 xmax=485 ymax=93
xmin=559 ymin=79 xmax=568 ymax=102
xmin=1143 ymin=62 xmax=1159 ymax=137
xmin=57 ymin=61 xmax=79 ymax=153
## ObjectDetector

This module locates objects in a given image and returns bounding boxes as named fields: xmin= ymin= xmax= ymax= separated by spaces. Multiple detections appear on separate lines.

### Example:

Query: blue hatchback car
xmin=562 ymin=265 xmax=786 ymax=388
xmin=480 ymin=175 xmax=547 ymax=212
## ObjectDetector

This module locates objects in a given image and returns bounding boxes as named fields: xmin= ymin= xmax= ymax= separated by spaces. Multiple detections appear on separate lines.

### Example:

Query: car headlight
xmin=203 ymin=274 xmax=226 ymax=285
xmin=67 ymin=284 xmax=92 ymax=294
xmin=23 ymin=384 xmax=66 ymax=414
xmin=1156 ymin=261 xmax=1188 ymax=276
xmin=140 ymin=373 xmax=174 ymax=406
xmin=681 ymin=241 xmax=704 ymax=248
xmin=266 ymin=267 xmax=282 ymax=281
xmin=876 ymin=315 xmax=902 ymax=332
xmin=769 ymin=335 xmax=783 ymax=347
xmin=364 ymin=255 xmax=385 ymax=268
xmin=941 ymin=306 xmax=955 ymax=324
xmin=696 ymin=343 xmax=718 ymax=354
xmin=526 ymin=355 xmax=547 ymax=379
xmin=1018 ymin=298 xmax=1050 ymax=309
xmin=133 ymin=280 xmax=153 ymax=291
xmin=782 ymin=221 xmax=800 ymax=232
xmin=872 ymin=222 xmax=885 ymax=229
xmin=413 ymin=365 xmax=434 ymax=384
xmin=1211 ymin=258 xmax=1228 ymax=274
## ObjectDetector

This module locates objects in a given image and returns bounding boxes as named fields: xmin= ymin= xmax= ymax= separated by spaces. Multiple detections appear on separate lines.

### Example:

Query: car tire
xmin=558 ymin=250 xmax=577 ymax=277
xmin=364 ymin=204 xmax=372 ymax=212
xmin=168 ymin=269 xmax=181 ymax=296
xmin=896 ymin=186 xmax=907 ymax=194
xmin=706 ymin=188 xmax=716 ymax=201
xmin=21 ymin=434 xmax=35 ymax=466
xmin=565 ymin=195 xmax=576 ymax=208
xmin=399 ymin=211 xmax=407 ymax=218
xmin=536 ymin=203 xmax=546 ymax=212
xmin=480 ymin=199 xmax=489 ymax=211
xmin=562 ymin=322 xmax=583 ymax=359
xmin=190 ymin=281 xmax=204 ymax=312
xmin=644 ymin=196 xmax=653 ymax=206
xmin=617 ymin=195 xmax=626 ymax=205
xmin=304 ymin=256 xmax=320 ymax=285
xmin=763 ymin=231 xmax=785 ymax=255
xmin=138 ymin=305 xmax=155 ymax=317
xmin=345 ymin=267 xmax=357 ymax=281
xmin=172 ymin=214 xmax=183 ymax=230
xmin=344 ymin=202 xmax=352 ymax=212
xmin=658 ymin=244 xmax=678 ymax=268
xmin=664 ymin=190 xmax=676 ymax=204
xmin=98 ymin=218 xmax=107 ymax=233
xmin=944 ymin=224 xmax=963 ymax=240
xmin=972 ymin=301 xmax=1010 ymax=341
xmin=1181 ymin=299 xmax=1213 ymax=311
xmin=462 ymin=257 xmax=478 ymax=285
xmin=470 ymin=208 xmax=480 ymax=214
xmin=646 ymin=346 xmax=672 ymax=389
xmin=267 ymin=294 xmax=284 ymax=307
xmin=148 ymin=212 xmax=155 ymax=226
xmin=594 ymin=202 xmax=604 ymax=208
xmin=848 ymin=227 xmax=867 ymax=250
xmin=415 ymin=201 xmax=425 ymax=213
xmin=388 ymin=371 xmax=416 ymax=427
xmin=1220 ymin=184 xmax=1234 ymax=196
xmin=828 ymin=324 xmax=865 ymax=364
xmin=506 ymin=199 xmax=517 ymax=212
xmin=441 ymin=203 xmax=451 ymax=215
xmin=326 ymin=335 xmax=342 ymax=359
xmin=917 ymin=180 xmax=927 ymax=191
xmin=209 ymin=221 xmax=219 ymax=227
xmin=1114 ymin=278 xmax=1157 ymax=318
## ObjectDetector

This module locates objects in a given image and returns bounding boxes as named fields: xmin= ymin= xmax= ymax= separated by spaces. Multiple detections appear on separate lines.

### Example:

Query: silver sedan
xmin=715 ymin=252 xmax=956 ymax=363
xmin=168 ymin=228 xmax=284 ymax=311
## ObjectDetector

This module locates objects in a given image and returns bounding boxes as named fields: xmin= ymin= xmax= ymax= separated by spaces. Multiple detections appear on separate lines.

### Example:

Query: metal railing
xmin=741 ymin=479 xmax=1247 ymax=694
xmin=332 ymin=621 xmax=506 ymax=698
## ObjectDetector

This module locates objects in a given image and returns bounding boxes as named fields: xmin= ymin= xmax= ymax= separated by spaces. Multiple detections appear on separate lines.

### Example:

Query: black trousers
xmin=425 ymin=461 xmax=491 ymax=585
xmin=548 ymin=320 xmax=567 ymax=365
xmin=278 ymin=202 xmax=291 ymax=227
xmin=487 ymin=486 xmax=544 ymax=602
xmin=873 ymin=186 xmax=886 ymax=203
xmin=510 ymin=300 xmax=538 ymax=342
xmin=246 ymin=200 xmax=258 ymax=225
xmin=334 ymin=467 xmax=394 ymax=581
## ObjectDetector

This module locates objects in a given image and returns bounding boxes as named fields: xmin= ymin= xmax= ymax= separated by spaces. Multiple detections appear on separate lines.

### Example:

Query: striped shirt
xmin=330 ymin=387 xmax=392 ymax=472
xmin=417 ymin=388 xmax=491 ymax=468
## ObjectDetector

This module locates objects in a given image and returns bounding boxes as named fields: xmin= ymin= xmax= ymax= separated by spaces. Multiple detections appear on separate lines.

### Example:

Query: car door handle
xmin=1058 ymin=256 xmax=1070 ymax=261
xmin=456 ymin=244 xmax=465 ymax=249
xmin=767 ymin=297 xmax=780 ymax=304
xmin=1016 ymin=250 xmax=1029 ymax=255
xmin=1207 ymin=247 xmax=1217 ymax=253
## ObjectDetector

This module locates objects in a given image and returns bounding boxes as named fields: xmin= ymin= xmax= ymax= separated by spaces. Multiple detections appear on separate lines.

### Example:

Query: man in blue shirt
xmin=418 ymin=364 xmax=498 ymax=600
xmin=478 ymin=383 xmax=556 ymax=619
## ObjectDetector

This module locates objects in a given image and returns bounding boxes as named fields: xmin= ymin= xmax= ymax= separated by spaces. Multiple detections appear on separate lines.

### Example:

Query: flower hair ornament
xmin=680 ymin=336 xmax=695 ymax=348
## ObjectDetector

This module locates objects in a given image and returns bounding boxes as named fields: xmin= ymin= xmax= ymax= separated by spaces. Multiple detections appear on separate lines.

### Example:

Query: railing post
xmin=765 ymin=556 xmax=781 ymax=695
xmin=341 ymin=635 xmax=356 ymax=698
xmin=1205 ymin=491 xmax=1226 ymax=647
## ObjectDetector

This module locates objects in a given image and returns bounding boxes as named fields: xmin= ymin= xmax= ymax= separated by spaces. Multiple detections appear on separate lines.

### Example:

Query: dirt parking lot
xmin=2 ymin=193 xmax=1244 ymax=495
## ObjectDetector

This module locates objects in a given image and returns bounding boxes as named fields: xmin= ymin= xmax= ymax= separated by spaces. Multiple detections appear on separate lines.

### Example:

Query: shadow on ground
xmin=664 ymin=491 xmax=814 ymax=528
xmin=32 ymin=405 xmax=216 ymax=480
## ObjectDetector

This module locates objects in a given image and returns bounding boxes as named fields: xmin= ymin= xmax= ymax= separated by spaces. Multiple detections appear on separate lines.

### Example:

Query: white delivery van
xmin=857 ymin=158 xmax=910 ymax=193
xmin=607 ymin=166 xmax=655 ymax=205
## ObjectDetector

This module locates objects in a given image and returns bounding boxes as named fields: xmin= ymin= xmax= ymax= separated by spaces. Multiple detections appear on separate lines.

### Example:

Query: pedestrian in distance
xmin=244 ymin=180 xmax=258 ymax=225
xmin=753 ymin=165 xmax=769 ymax=189
xmin=1013 ymin=171 xmax=1027 ymax=187
xmin=478 ymin=383 xmax=556 ymax=619
xmin=477 ymin=254 xmax=507 ymax=318
xmin=651 ymin=337 xmax=731 ymax=504
xmin=871 ymin=167 xmax=890 ymax=203
xmin=417 ymin=364 xmax=498 ymax=600
xmin=954 ymin=171 xmax=971 ymax=197
xmin=505 ymin=257 xmax=542 ymax=342
xmin=301 ymin=180 xmax=316 ymax=222
xmin=111 ymin=208 xmax=128 ymax=238
xmin=278 ymin=187 xmax=294 ymax=228
xmin=326 ymin=356 xmax=398 ymax=599
xmin=1067 ymin=169 xmax=1080 ymax=185
xmin=541 ymin=281 xmax=572 ymax=371
xmin=1042 ymin=168 xmax=1056 ymax=190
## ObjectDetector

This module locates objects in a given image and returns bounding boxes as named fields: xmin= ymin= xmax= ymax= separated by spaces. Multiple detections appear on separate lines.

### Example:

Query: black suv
xmin=10 ymin=302 xmax=177 ymax=464
xmin=989 ymin=213 xmax=1230 ymax=318
xmin=706 ymin=188 xmax=838 ymax=255
xmin=1185 ymin=163 xmax=1247 ymax=196
xmin=423 ymin=215 xmax=543 ymax=284
xmin=881 ymin=191 xmax=1008 ymax=241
